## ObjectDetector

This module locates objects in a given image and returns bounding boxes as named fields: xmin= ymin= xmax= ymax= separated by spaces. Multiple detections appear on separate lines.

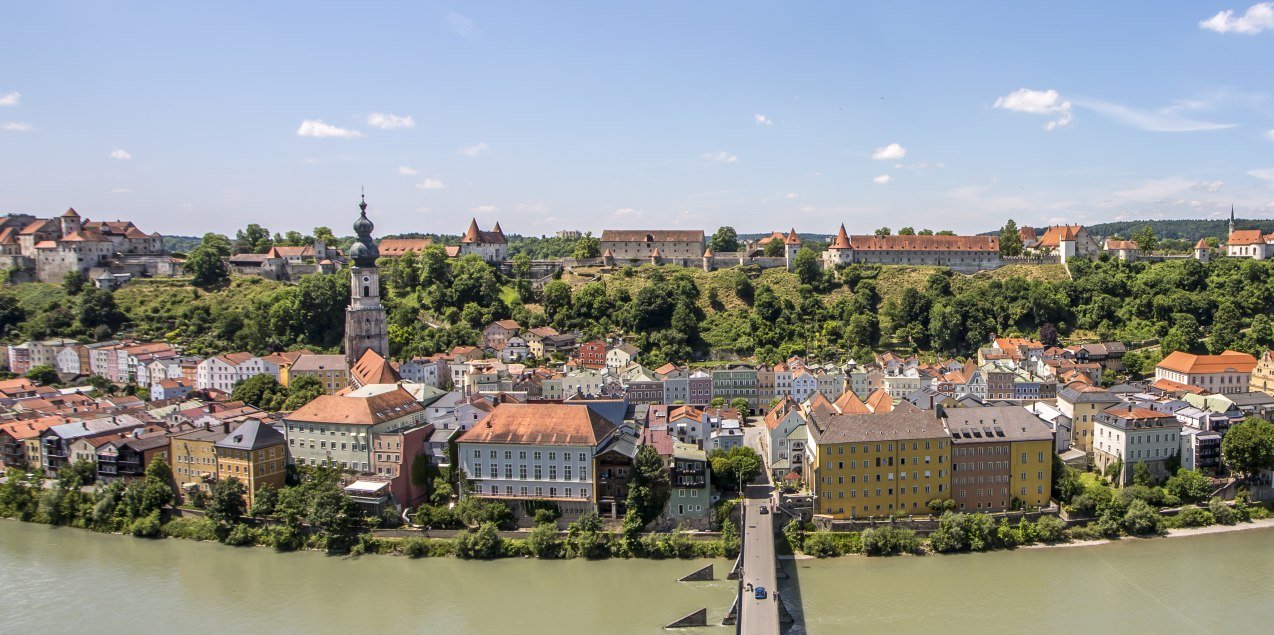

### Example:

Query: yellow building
xmin=946 ymin=406 xmax=1055 ymax=512
xmin=1252 ymin=351 xmax=1274 ymax=396
xmin=213 ymin=419 xmax=287 ymax=507
xmin=170 ymin=426 xmax=227 ymax=502
xmin=808 ymin=410 xmax=951 ymax=519
xmin=284 ymin=354 xmax=350 ymax=393
xmin=1057 ymin=383 xmax=1121 ymax=453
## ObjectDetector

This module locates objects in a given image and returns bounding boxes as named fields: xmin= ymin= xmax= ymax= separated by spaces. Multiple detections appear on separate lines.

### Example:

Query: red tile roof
xmin=848 ymin=234 xmax=998 ymax=252
xmin=458 ymin=403 xmax=616 ymax=446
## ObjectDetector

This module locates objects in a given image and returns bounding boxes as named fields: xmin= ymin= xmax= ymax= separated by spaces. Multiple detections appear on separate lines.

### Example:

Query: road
xmin=739 ymin=482 xmax=780 ymax=635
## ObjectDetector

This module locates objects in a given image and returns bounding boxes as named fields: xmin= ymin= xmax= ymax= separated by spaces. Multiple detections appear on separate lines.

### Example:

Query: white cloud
xmin=459 ymin=142 xmax=490 ymax=157
xmin=873 ymin=174 xmax=892 ymax=185
xmin=1 ymin=122 xmax=32 ymax=132
xmin=1266 ymin=129 xmax=1274 ymax=141
xmin=396 ymin=165 xmax=418 ymax=176
xmin=702 ymin=151 xmax=738 ymax=163
xmin=754 ymin=113 xmax=773 ymax=125
xmin=1072 ymin=96 xmax=1235 ymax=132
xmin=871 ymin=143 xmax=907 ymax=160
xmin=471 ymin=205 xmax=499 ymax=214
xmin=894 ymin=161 xmax=945 ymax=170
xmin=1200 ymin=3 xmax=1274 ymax=34
xmin=1114 ymin=177 xmax=1228 ymax=202
xmin=993 ymin=88 xmax=1073 ymax=130
xmin=110 ymin=188 xmax=131 ymax=194
xmin=799 ymin=205 xmax=817 ymax=213
xmin=109 ymin=149 xmax=132 ymax=160
xmin=417 ymin=178 xmax=446 ymax=190
xmin=296 ymin=119 xmax=363 ymax=138
xmin=784 ymin=192 xmax=799 ymax=199
xmin=1250 ymin=168 xmax=1274 ymax=181
xmin=366 ymin=112 xmax=415 ymax=130
xmin=447 ymin=11 xmax=476 ymax=37
xmin=611 ymin=207 xmax=642 ymax=219
xmin=0 ymin=92 xmax=18 ymax=106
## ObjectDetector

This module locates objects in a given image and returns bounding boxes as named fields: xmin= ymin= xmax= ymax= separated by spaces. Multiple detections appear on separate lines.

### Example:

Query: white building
xmin=1093 ymin=404 xmax=1183 ymax=486
xmin=1154 ymin=351 xmax=1258 ymax=396
xmin=196 ymin=352 xmax=278 ymax=393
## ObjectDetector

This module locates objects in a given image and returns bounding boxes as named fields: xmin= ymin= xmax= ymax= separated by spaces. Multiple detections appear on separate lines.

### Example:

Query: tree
xmin=1222 ymin=419 xmax=1274 ymax=479
xmin=1133 ymin=225 xmax=1157 ymax=253
xmin=282 ymin=375 xmax=325 ymax=410
xmin=232 ymin=374 xmax=288 ymax=411
xmin=999 ymin=219 xmax=1023 ymax=257
xmin=235 ymin=224 xmax=272 ymax=254
xmin=207 ymin=477 xmax=247 ymax=524
xmin=897 ymin=226 xmax=916 ymax=236
xmin=185 ymin=245 xmax=229 ymax=287
xmin=77 ymin=287 xmax=126 ymax=333
xmin=312 ymin=227 xmax=336 ymax=246
xmin=62 ymin=270 xmax=86 ymax=295
xmin=709 ymin=446 xmax=763 ymax=491
xmin=710 ymin=226 xmax=739 ymax=253
xmin=199 ymin=232 xmax=233 ymax=257
xmin=571 ymin=235 xmax=600 ymax=259
xmin=730 ymin=397 xmax=750 ymax=414
xmin=874 ymin=227 xmax=891 ymax=237
xmin=626 ymin=445 xmax=670 ymax=527
xmin=25 ymin=365 xmax=58 ymax=386
xmin=1165 ymin=468 xmax=1212 ymax=503
xmin=763 ymin=239 xmax=784 ymax=257
xmin=1132 ymin=461 xmax=1153 ymax=487
xmin=709 ymin=397 xmax=726 ymax=409
xmin=1209 ymin=301 xmax=1241 ymax=354
xmin=792 ymin=247 xmax=820 ymax=285
xmin=250 ymin=484 xmax=278 ymax=517
xmin=1122 ymin=499 xmax=1161 ymax=535
xmin=1039 ymin=322 xmax=1059 ymax=347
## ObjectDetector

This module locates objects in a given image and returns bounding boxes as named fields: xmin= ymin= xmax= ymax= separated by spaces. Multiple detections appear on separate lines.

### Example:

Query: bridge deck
xmin=739 ymin=483 xmax=781 ymax=635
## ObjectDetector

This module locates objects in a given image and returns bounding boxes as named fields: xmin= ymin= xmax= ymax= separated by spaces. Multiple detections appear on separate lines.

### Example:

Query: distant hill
xmin=1081 ymin=219 xmax=1274 ymax=242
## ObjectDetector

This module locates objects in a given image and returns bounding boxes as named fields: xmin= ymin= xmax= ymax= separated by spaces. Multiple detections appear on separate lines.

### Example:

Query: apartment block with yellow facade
xmin=170 ymin=425 xmax=229 ymax=502
xmin=214 ymin=419 xmax=287 ymax=507
xmin=283 ymin=354 xmax=350 ymax=393
xmin=1057 ymin=383 xmax=1121 ymax=453
xmin=808 ymin=410 xmax=951 ymax=519
xmin=945 ymin=406 xmax=1054 ymax=512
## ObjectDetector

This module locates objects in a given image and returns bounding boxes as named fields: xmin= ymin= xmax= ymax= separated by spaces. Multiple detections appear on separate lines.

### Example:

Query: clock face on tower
xmin=362 ymin=276 xmax=371 ymax=284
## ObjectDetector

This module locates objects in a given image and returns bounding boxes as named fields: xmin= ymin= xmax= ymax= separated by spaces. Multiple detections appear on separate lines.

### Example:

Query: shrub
xmin=1174 ymin=507 xmax=1214 ymax=528
xmin=1122 ymin=499 xmax=1162 ymax=536
xmin=130 ymin=511 xmax=163 ymax=538
xmin=454 ymin=522 xmax=502 ymax=559
xmin=162 ymin=517 xmax=221 ymax=541
xmin=223 ymin=523 xmax=257 ymax=546
xmin=928 ymin=512 xmax=995 ymax=553
xmin=1065 ymin=524 xmax=1104 ymax=541
xmin=1210 ymin=498 xmax=1238 ymax=525
xmin=402 ymin=538 xmax=430 ymax=558
xmin=802 ymin=531 xmax=861 ymax=558
xmin=861 ymin=526 xmax=920 ymax=556
xmin=262 ymin=525 xmax=305 ymax=552
xmin=1033 ymin=515 xmax=1068 ymax=543
xmin=527 ymin=523 xmax=563 ymax=559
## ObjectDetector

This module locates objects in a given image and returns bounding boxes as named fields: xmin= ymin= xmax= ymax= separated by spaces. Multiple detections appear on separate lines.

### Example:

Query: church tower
xmin=344 ymin=195 xmax=389 ymax=367
xmin=1229 ymin=205 xmax=1236 ymax=239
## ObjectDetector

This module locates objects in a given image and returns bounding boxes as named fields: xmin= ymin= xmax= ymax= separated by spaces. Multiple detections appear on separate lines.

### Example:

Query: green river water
xmin=3 ymin=521 xmax=1273 ymax=634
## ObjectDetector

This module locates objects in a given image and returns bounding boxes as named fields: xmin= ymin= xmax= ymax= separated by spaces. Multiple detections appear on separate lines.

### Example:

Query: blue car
xmin=754 ymin=586 xmax=767 ymax=600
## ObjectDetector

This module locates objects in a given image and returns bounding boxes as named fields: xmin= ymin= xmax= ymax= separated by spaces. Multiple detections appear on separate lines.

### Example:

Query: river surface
xmin=3 ymin=520 xmax=1274 ymax=634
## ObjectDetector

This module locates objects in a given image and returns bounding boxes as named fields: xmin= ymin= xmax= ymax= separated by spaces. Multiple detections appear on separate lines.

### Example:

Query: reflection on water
xmin=4 ymin=521 xmax=1273 ymax=634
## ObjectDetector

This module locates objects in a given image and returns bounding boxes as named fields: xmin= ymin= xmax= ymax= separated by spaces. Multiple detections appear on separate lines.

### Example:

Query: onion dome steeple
xmin=348 ymin=192 xmax=380 ymax=267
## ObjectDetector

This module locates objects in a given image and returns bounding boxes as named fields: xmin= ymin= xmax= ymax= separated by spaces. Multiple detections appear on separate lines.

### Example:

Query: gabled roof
xmin=1037 ymin=225 xmax=1086 ymax=247
xmin=350 ymin=348 xmax=401 ymax=387
xmin=811 ymin=410 xmax=948 ymax=444
xmin=865 ymin=388 xmax=893 ymax=413
xmin=461 ymin=218 xmax=507 ymax=244
xmin=458 ymin=403 xmax=616 ymax=446
xmin=213 ymin=352 xmax=255 ymax=367
xmin=1104 ymin=239 xmax=1138 ymax=250
xmin=289 ymin=354 xmax=349 ymax=372
xmin=1228 ymin=229 xmax=1265 ymax=246
xmin=833 ymin=390 xmax=871 ymax=414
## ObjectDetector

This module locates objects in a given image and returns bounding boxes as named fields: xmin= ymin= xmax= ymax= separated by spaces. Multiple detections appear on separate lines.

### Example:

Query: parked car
xmin=759 ymin=505 xmax=769 ymax=514
xmin=754 ymin=586 xmax=767 ymax=600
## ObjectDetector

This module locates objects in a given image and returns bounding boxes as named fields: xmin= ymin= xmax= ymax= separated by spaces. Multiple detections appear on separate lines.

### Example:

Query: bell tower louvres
xmin=344 ymin=194 xmax=389 ymax=367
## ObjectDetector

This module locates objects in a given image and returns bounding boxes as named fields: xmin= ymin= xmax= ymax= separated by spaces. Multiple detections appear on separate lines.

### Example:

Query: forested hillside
xmin=3 ymin=248 xmax=1272 ymax=374
xmin=1084 ymin=218 xmax=1274 ymax=243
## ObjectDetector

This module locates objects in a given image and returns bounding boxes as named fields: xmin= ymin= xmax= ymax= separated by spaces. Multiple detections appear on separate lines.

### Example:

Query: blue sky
xmin=2 ymin=1 xmax=1274 ymax=238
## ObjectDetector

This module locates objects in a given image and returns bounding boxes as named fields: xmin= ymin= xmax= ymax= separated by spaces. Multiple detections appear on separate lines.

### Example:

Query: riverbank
xmin=1034 ymin=516 xmax=1274 ymax=550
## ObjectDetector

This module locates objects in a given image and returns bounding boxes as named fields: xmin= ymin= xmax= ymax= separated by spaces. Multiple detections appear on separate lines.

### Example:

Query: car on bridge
xmin=759 ymin=505 xmax=769 ymax=514
xmin=754 ymin=586 xmax=767 ymax=600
